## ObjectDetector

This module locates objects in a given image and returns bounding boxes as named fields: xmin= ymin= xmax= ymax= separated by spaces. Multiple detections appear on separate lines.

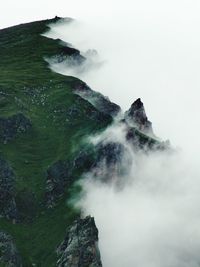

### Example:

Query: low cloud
xmin=76 ymin=124 xmax=200 ymax=267
xmin=43 ymin=3 xmax=200 ymax=265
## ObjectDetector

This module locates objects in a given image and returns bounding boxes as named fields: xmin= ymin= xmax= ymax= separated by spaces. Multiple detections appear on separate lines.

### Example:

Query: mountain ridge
xmin=0 ymin=17 xmax=167 ymax=266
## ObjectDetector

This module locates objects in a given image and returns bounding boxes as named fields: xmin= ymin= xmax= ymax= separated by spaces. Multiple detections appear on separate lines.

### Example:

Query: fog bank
xmin=43 ymin=2 xmax=200 ymax=266
xmin=76 ymin=123 xmax=200 ymax=267
xmin=44 ymin=0 xmax=200 ymax=154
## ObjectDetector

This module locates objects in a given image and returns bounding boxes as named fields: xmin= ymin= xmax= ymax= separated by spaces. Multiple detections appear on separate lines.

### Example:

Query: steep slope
xmin=0 ymin=17 xmax=111 ymax=266
xmin=0 ymin=17 xmax=167 ymax=267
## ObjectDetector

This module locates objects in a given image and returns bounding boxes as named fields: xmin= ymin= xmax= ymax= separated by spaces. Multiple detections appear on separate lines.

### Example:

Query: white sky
xmin=1 ymin=0 xmax=112 ymax=29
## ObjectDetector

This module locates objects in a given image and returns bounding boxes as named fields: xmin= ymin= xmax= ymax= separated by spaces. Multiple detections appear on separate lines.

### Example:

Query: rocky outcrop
xmin=0 ymin=113 xmax=32 ymax=144
xmin=55 ymin=45 xmax=85 ymax=65
xmin=66 ymin=95 xmax=112 ymax=126
xmin=73 ymin=142 xmax=130 ymax=183
xmin=92 ymin=142 xmax=131 ymax=183
xmin=57 ymin=216 xmax=102 ymax=267
xmin=74 ymin=82 xmax=121 ymax=117
xmin=95 ymin=142 xmax=125 ymax=167
xmin=45 ymin=160 xmax=73 ymax=208
xmin=125 ymin=125 xmax=166 ymax=150
xmin=0 ymin=231 xmax=22 ymax=267
xmin=125 ymin=98 xmax=153 ymax=135
xmin=0 ymin=158 xmax=18 ymax=222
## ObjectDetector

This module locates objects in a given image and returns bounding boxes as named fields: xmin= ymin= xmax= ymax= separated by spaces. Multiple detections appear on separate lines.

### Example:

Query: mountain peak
xmin=125 ymin=98 xmax=153 ymax=135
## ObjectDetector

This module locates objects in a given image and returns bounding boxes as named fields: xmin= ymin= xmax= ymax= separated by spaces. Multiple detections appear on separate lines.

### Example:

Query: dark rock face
xmin=60 ymin=46 xmax=84 ymax=58
xmin=45 ymin=160 xmax=73 ymax=208
xmin=0 ymin=158 xmax=18 ymax=221
xmin=73 ymin=149 xmax=94 ymax=173
xmin=66 ymin=95 xmax=112 ymax=126
xmin=56 ymin=46 xmax=85 ymax=65
xmin=0 ymin=231 xmax=22 ymax=267
xmin=125 ymin=98 xmax=153 ymax=135
xmin=73 ymin=142 xmax=130 ymax=183
xmin=0 ymin=113 xmax=32 ymax=144
xmin=95 ymin=142 xmax=124 ymax=167
xmin=74 ymin=82 xmax=121 ymax=117
xmin=57 ymin=216 xmax=102 ymax=267
xmin=92 ymin=142 xmax=130 ymax=183
xmin=126 ymin=126 xmax=159 ymax=150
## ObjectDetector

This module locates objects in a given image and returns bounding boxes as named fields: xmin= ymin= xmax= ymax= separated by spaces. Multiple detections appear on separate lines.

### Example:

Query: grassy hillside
xmin=0 ymin=18 xmax=111 ymax=266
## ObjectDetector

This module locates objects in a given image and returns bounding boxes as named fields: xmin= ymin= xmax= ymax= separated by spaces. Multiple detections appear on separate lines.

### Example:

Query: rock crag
xmin=125 ymin=98 xmax=153 ymax=135
xmin=57 ymin=216 xmax=102 ymax=267
xmin=74 ymin=82 xmax=121 ymax=117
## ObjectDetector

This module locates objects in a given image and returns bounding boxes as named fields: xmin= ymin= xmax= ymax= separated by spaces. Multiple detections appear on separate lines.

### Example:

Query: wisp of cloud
xmin=44 ymin=2 xmax=200 ymax=266
xmin=75 ymin=122 xmax=200 ymax=267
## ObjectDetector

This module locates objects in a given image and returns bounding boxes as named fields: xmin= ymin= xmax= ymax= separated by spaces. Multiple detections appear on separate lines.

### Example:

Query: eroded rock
xmin=74 ymin=82 xmax=121 ymax=117
xmin=57 ymin=216 xmax=102 ymax=267
xmin=66 ymin=95 xmax=112 ymax=126
xmin=125 ymin=98 xmax=153 ymax=135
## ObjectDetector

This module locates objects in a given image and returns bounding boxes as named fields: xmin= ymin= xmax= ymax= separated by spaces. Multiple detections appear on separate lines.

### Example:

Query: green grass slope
xmin=0 ymin=18 xmax=111 ymax=266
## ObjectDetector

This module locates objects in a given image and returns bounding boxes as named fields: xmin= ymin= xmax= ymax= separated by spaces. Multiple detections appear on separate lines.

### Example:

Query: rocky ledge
xmin=57 ymin=216 xmax=102 ymax=267
xmin=74 ymin=81 xmax=121 ymax=117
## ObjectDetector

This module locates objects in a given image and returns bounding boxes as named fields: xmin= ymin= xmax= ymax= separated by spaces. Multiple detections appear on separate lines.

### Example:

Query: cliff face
xmin=57 ymin=216 xmax=102 ymax=267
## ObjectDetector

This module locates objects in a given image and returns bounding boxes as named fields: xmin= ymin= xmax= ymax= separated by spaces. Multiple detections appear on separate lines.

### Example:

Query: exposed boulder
xmin=0 ymin=231 xmax=22 ymax=267
xmin=45 ymin=160 xmax=73 ymax=208
xmin=57 ymin=216 xmax=102 ymax=267
xmin=125 ymin=98 xmax=153 ymax=135
xmin=0 ymin=157 xmax=18 ymax=222
xmin=0 ymin=113 xmax=32 ymax=144
xmin=74 ymin=82 xmax=121 ymax=117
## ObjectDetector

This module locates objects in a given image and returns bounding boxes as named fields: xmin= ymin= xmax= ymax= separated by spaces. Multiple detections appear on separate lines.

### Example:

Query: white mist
xmin=43 ymin=2 xmax=200 ymax=266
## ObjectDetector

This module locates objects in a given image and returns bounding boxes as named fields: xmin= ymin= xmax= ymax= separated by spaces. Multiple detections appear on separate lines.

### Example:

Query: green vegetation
xmin=0 ymin=18 xmax=111 ymax=266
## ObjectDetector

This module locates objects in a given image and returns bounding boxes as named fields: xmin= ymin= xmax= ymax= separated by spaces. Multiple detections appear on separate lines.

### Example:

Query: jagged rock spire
xmin=125 ymin=98 xmax=153 ymax=135
xmin=57 ymin=216 xmax=102 ymax=267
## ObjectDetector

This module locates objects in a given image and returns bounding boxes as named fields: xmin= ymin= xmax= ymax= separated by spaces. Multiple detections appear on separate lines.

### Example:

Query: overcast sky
xmin=1 ymin=0 xmax=117 ymax=29
xmin=1 ymin=1 xmax=65 ymax=28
